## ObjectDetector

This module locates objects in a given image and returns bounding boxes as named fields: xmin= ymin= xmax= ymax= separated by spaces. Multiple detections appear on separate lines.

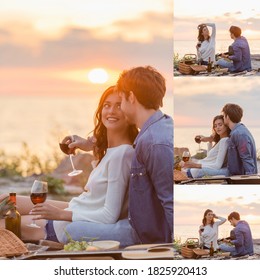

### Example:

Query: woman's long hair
xmin=93 ymin=86 xmax=138 ymax=164
xmin=197 ymin=24 xmax=210 ymax=42
xmin=211 ymin=115 xmax=231 ymax=144
xmin=202 ymin=209 xmax=214 ymax=227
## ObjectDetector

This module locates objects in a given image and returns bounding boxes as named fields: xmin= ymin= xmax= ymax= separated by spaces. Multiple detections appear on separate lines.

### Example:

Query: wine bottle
xmin=209 ymin=241 xmax=214 ymax=256
xmin=207 ymin=57 xmax=212 ymax=73
xmin=5 ymin=192 xmax=21 ymax=239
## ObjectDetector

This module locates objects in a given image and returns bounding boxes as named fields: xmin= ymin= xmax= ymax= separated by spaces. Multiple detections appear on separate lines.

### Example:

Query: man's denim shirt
xmin=128 ymin=110 xmax=173 ymax=243
xmin=232 ymin=220 xmax=254 ymax=257
xmin=227 ymin=123 xmax=257 ymax=175
xmin=230 ymin=36 xmax=252 ymax=72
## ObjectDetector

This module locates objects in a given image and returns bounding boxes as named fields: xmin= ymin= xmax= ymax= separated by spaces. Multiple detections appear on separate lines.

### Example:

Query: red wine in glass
xmin=195 ymin=135 xmax=203 ymax=152
xmin=195 ymin=136 xmax=201 ymax=144
xmin=182 ymin=151 xmax=190 ymax=163
xmin=59 ymin=137 xmax=83 ymax=177
xmin=30 ymin=193 xmax=47 ymax=205
xmin=59 ymin=143 xmax=73 ymax=155
xmin=27 ymin=180 xmax=48 ymax=228
xmin=182 ymin=156 xmax=190 ymax=162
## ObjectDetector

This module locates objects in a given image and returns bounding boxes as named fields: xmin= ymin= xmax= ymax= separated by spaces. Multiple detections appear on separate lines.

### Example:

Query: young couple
xmin=197 ymin=24 xmax=251 ymax=72
xmin=200 ymin=209 xmax=254 ymax=257
xmin=0 ymin=66 xmax=174 ymax=247
xmin=184 ymin=103 xmax=257 ymax=178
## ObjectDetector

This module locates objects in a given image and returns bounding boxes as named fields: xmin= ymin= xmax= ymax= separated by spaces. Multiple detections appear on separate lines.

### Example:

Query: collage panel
xmin=0 ymin=0 xmax=174 ymax=262
xmin=173 ymin=0 xmax=260 ymax=261
xmin=174 ymin=0 xmax=260 ymax=77
xmin=174 ymin=77 xmax=260 ymax=185
xmin=174 ymin=185 xmax=260 ymax=259
xmin=173 ymin=77 xmax=260 ymax=259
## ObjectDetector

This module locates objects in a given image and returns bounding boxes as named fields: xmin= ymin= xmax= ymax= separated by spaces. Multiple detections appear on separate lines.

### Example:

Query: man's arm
xmin=229 ymin=44 xmax=242 ymax=62
xmin=236 ymin=134 xmax=257 ymax=174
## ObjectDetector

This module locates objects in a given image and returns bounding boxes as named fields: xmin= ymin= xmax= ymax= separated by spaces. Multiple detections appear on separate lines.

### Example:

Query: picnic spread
xmin=0 ymin=229 xmax=175 ymax=260
xmin=174 ymin=54 xmax=260 ymax=77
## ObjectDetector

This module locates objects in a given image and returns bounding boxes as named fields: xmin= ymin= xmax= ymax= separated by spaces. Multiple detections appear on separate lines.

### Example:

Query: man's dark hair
xmin=222 ymin=103 xmax=243 ymax=123
xmin=228 ymin=211 xmax=240 ymax=221
xmin=229 ymin=26 xmax=242 ymax=38
xmin=116 ymin=66 xmax=166 ymax=110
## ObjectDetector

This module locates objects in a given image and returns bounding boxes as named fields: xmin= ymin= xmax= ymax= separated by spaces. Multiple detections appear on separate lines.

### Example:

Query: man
xmin=116 ymin=66 xmax=174 ymax=243
xmin=216 ymin=26 xmax=252 ymax=73
xmin=219 ymin=212 xmax=254 ymax=257
xmin=222 ymin=103 xmax=257 ymax=176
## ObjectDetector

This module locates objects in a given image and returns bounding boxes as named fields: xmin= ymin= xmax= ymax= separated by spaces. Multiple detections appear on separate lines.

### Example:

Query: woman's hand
xmin=30 ymin=203 xmax=72 ymax=221
xmin=62 ymin=135 xmax=96 ymax=153
xmin=199 ymin=225 xmax=204 ymax=235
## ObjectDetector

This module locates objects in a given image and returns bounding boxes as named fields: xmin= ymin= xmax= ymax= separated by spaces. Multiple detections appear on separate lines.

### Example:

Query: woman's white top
xmin=200 ymin=216 xmax=226 ymax=250
xmin=200 ymin=137 xmax=228 ymax=169
xmin=190 ymin=137 xmax=228 ymax=178
xmin=53 ymin=144 xmax=134 ymax=242
xmin=197 ymin=23 xmax=216 ymax=62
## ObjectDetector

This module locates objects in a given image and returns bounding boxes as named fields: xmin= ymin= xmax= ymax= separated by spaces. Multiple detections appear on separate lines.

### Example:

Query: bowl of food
xmin=215 ymin=67 xmax=229 ymax=73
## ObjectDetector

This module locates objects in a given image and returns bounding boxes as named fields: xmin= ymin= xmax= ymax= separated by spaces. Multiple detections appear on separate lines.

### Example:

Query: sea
xmin=174 ymin=39 xmax=260 ymax=59
xmin=174 ymin=224 xmax=260 ymax=242
xmin=0 ymin=94 xmax=173 ymax=159
xmin=175 ymin=126 xmax=260 ymax=156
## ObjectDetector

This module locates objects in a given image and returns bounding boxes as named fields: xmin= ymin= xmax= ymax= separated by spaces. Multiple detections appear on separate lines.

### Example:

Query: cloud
xmin=174 ymin=13 xmax=260 ymax=41
xmin=174 ymin=77 xmax=260 ymax=126
xmin=0 ymin=12 xmax=172 ymax=72
xmin=175 ymin=199 xmax=260 ymax=225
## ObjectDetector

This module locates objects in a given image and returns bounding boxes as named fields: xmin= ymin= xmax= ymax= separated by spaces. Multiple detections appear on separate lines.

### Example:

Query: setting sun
xmin=88 ymin=68 xmax=109 ymax=84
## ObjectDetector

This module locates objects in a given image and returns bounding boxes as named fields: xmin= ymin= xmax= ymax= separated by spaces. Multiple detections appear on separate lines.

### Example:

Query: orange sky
xmin=175 ymin=185 xmax=260 ymax=225
xmin=0 ymin=0 xmax=172 ymax=97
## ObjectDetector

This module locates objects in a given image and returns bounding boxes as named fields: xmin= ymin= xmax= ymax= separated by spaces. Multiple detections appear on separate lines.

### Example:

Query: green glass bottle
xmin=207 ymin=57 xmax=212 ymax=73
xmin=5 ymin=193 xmax=21 ymax=239
xmin=209 ymin=241 xmax=214 ymax=256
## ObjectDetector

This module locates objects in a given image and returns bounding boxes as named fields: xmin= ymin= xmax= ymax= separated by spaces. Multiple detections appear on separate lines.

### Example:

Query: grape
xmin=63 ymin=230 xmax=99 ymax=251
xmin=63 ymin=240 xmax=98 ymax=251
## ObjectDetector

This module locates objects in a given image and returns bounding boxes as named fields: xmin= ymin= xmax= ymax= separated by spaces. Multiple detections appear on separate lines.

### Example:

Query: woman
xmin=196 ymin=23 xmax=216 ymax=65
xmin=184 ymin=115 xmax=230 ymax=178
xmin=199 ymin=209 xmax=226 ymax=251
xmin=0 ymin=86 xmax=139 ymax=244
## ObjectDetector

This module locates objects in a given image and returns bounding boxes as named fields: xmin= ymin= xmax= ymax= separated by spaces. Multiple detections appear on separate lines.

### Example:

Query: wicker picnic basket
xmin=181 ymin=238 xmax=200 ymax=259
xmin=178 ymin=54 xmax=198 ymax=75
xmin=174 ymin=169 xmax=189 ymax=183
xmin=0 ymin=229 xmax=28 ymax=257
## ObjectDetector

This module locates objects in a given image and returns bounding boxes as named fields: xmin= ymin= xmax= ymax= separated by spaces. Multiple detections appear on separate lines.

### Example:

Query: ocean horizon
xmin=0 ymin=94 xmax=173 ymax=159
xmin=175 ymin=126 xmax=260 ymax=156
xmin=174 ymin=224 xmax=260 ymax=242
xmin=174 ymin=39 xmax=260 ymax=59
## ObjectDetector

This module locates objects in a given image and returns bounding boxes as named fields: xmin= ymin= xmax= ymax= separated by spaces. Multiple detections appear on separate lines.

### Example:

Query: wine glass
xmin=182 ymin=151 xmax=190 ymax=162
xmin=59 ymin=135 xmax=83 ymax=177
xmin=194 ymin=135 xmax=203 ymax=153
xmin=27 ymin=180 xmax=48 ymax=228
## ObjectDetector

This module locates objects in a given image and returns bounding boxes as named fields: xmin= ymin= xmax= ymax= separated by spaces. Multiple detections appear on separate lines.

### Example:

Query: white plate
xmin=91 ymin=240 xmax=120 ymax=250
